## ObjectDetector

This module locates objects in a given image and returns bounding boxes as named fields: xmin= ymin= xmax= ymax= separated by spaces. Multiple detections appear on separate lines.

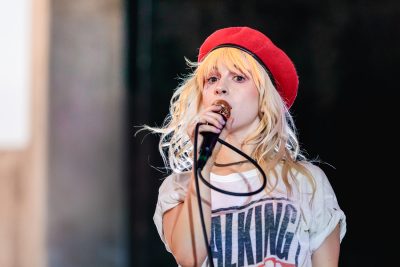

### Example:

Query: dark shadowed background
xmin=127 ymin=0 xmax=399 ymax=266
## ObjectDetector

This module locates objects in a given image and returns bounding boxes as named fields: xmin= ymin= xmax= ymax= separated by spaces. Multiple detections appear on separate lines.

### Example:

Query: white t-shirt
xmin=153 ymin=163 xmax=346 ymax=267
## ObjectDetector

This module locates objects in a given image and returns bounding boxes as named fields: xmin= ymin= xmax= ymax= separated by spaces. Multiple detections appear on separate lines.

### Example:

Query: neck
xmin=214 ymin=117 xmax=260 ymax=164
xmin=214 ymin=135 xmax=256 ymax=163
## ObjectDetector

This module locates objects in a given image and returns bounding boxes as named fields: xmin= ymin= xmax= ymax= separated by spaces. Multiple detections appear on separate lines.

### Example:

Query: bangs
xmin=195 ymin=47 xmax=262 ymax=88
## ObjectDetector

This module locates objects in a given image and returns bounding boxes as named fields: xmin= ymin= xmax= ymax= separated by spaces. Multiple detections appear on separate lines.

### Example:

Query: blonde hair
xmin=141 ymin=47 xmax=315 ymax=196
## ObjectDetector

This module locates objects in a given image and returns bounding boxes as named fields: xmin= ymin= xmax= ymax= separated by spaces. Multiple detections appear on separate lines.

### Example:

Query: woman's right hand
xmin=187 ymin=104 xmax=233 ymax=163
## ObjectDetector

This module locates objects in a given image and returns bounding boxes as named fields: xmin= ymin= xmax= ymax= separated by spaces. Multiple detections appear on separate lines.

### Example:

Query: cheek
xmin=244 ymin=87 xmax=259 ymax=109
xmin=200 ymin=89 xmax=214 ymax=108
xmin=240 ymin=89 xmax=259 ymax=117
xmin=232 ymin=95 xmax=259 ymax=121
xmin=248 ymin=84 xmax=260 ymax=99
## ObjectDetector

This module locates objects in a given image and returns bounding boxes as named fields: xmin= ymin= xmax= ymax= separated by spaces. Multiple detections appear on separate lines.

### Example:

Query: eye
xmin=206 ymin=76 xmax=218 ymax=84
xmin=233 ymin=75 xmax=246 ymax=82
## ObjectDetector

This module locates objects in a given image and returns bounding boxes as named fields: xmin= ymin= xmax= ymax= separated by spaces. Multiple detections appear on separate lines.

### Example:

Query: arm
xmin=163 ymin=166 xmax=212 ymax=267
xmin=311 ymin=224 xmax=341 ymax=267
xmin=162 ymin=105 xmax=232 ymax=266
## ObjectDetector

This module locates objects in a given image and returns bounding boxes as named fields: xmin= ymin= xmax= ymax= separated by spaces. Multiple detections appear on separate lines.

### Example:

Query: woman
xmin=149 ymin=26 xmax=346 ymax=266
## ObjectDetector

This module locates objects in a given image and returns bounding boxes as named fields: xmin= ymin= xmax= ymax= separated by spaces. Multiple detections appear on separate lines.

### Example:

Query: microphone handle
xmin=197 ymin=131 xmax=220 ymax=171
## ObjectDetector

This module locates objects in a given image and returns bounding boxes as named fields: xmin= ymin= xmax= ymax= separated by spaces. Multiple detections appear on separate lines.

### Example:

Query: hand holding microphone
xmin=188 ymin=100 xmax=232 ymax=171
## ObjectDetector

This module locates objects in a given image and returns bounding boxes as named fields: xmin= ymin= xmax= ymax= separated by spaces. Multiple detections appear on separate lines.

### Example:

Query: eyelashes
xmin=205 ymin=74 xmax=247 ymax=85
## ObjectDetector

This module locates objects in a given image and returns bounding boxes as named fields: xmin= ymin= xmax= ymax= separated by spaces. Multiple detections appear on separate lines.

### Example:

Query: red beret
xmin=198 ymin=26 xmax=298 ymax=108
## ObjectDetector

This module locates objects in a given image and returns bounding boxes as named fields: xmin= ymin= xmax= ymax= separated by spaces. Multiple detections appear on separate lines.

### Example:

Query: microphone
xmin=197 ymin=100 xmax=232 ymax=171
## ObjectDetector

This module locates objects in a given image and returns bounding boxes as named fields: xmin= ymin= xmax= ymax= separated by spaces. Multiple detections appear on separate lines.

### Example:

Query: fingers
xmin=191 ymin=105 xmax=226 ymax=128
xmin=203 ymin=105 xmax=227 ymax=125
xmin=199 ymin=123 xmax=222 ymax=134
xmin=219 ymin=116 xmax=234 ymax=140
xmin=202 ymin=113 xmax=225 ymax=129
xmin=187 ymin=118 xmax=221 ymax=141
xmin=187 ymin=104 xmax=227 ymax=143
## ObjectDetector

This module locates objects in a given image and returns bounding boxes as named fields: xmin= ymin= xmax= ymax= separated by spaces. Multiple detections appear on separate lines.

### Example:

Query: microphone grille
xmin=213 ymin=100 xmax=232 ymax=120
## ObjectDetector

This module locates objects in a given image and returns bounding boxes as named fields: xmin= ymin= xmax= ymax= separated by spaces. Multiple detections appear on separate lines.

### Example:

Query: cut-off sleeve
xmin=153 ymin=171 xmax=191 ymax=252
xmin=308 ymin=165 xmax=347 ymax=252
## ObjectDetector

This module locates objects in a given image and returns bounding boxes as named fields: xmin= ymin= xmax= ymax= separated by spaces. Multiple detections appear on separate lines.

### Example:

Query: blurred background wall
xmin=0 ymin=0 xmax=399 ymax=266
xmin=48 ymin=0 xmax=126 ymax=267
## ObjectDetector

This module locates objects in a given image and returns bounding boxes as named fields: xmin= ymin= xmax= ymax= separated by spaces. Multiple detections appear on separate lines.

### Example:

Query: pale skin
xmin=163 ymin=63 xmax=341 ymax=266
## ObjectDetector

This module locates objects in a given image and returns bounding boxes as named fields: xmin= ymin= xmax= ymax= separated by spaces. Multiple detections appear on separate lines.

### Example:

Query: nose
xmin=215 ymin=85 xmax=228 ymax=95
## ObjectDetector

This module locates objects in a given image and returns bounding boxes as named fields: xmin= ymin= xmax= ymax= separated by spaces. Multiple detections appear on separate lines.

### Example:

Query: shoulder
xmin=295 ymin=161 xmax=341 ymax=212
xmin=298 ymin=161 xmax=327 ymax=177
xmin=155 ymin=171 xmax=192 ymax=219
xmin=279 ymin=161 xmax=336 ymax=202
xmin=159 ymin=170 xmax=192 ymax=194
xmin=296 ymin=161 xmax=331 ymax=188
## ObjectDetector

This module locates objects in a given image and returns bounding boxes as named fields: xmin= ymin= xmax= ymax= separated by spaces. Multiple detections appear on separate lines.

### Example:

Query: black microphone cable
xmin=193 ymin=123 xmax=267 ymax=267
